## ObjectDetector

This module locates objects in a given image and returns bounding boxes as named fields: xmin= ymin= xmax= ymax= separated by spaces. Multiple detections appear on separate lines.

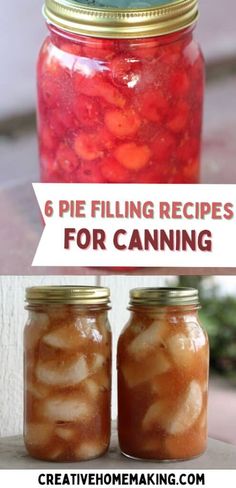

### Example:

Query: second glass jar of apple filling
xmin=117 ymin=287 xmax=209 ymax=461
xmin=24 ymin=286 xmax=111 ymax=462
xmin=38 ymin=0 xmax=204 ymax=184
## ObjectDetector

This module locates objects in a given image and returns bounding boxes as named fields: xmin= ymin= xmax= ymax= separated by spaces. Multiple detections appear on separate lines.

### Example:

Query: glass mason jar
xmin=117 ymin=287 xmax=209 ymax=461
xmin=37 ymin=0 xmax=204 ymax=184
xmin=24 ymin=286 xmax=111 ymax=462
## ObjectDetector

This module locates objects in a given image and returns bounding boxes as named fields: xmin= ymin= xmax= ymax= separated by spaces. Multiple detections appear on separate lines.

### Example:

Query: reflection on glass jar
xmin=117 ymin=287 xmax=209 ymax=461
xmin=24 ymin=286 xmax=111 ymax=462
xmin=37 ymin=0 xmax=204 ymax=184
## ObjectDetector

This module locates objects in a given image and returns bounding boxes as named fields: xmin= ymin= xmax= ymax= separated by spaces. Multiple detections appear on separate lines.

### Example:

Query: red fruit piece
xmin=56 ymin=143 xmax=79 ymax=173
xmin=167 ymin=101 xmax=189 ymax=133
xmin=161 ymin=43 xmax=182 ymax=67
xmin=40 ymin=75 xmax=61 ymax=108
xmin=105 ymin=108 xmax=141 ymax=138
xmin=100 ymin=157 xmax=131 ymax=183
xmin=138 ymin=90 xmax=168 ymax=123
xmin=41 ymin=167 xmax=61 ymax=183
xmin=39 ymin=53 xmax=72 ymax=108
xmin=110 ymin=56 xmax=142 ymax=87
xmin=74 ymin=128 xmax=113 ymax=161
xmin=177 ymin=138 xmax=200 ymax=163
xmin=136 ymin=166 xmax=167 ymax=184
xmin=73 ymin=95 xmax=101 ymax=128
xmin=40 ymin=153 xmax=60 ymax=181
xmin=97 ymin=127 xmax=114 ymax=150
xmin=114 ymin=142 xmax=151 ymax=170
xmin=152 ymin=130 xmax=176 ymax=163
xmin=96 ymin=79 xmax=126 ymax=107
xmin=76 ymin=162 xmax=104 ymax=183
xmin=74 ymin=133 xmax=102 ymax=161
xmin=169 ymin=71 xmax=190 ymax=97
xmin=47 ymin=112 xmax=65 ymax=139
xmin=73 ymin=73 xmax=126 ymax=108
xmin=47 ymin=108 xmax=77 ymax=138
xmin=55 ymin=107 xmax=77 ymax=128
xmin=40 ymin=125 xmax=58 ymax=151
xmin=182 ymin=159 xmax=200 ymax=183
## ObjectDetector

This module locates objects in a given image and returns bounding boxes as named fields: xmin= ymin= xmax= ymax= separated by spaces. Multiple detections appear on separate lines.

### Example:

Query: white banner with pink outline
xmin=32 ymin=184 xmax=236 ymax=268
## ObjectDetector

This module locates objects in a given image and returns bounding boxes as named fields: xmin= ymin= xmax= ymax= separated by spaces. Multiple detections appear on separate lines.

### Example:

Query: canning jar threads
xmin=37 ymin=0 xmax=204 ymax=184
xmin=24 ymin=286 xmax=112 ymax=462
xmin=117 ymin=287 xmax=209 ymax=461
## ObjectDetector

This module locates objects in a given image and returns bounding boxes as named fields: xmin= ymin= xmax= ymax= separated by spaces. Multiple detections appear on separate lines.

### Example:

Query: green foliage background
xmin=177 ymin=277 xmax=236 ymax=383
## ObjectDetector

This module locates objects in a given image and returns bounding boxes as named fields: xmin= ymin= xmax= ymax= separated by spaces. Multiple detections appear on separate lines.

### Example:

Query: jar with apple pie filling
xmin=24 ymin=286 xmax=111 ymax=462
xmin=117 ymin=287 xmax=209 ymax=461
xmin=37 ymin=0 xmax=204 ymax=184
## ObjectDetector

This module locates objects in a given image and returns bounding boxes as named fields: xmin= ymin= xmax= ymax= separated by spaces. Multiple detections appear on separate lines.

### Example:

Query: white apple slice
xmin=122 ymin=351 xmax=170 ymax=388
xmin=143 ymin=399 xmax=168 ymax=431
xmin=143 ymin=380 xmax=202 ymax=435
xmin=167 ymin=333 xmax=196 ymax=369
xmin=168 ymin=380 xmax=203 ymax=435
xmin=42 ymin=317 xmax=103 ymax=350
xmin=83 ymin=378 xmax=100 ymax=399
xmin=55 ymin=426 xmax=75 ymax=441
xmin=42 ymin=394 xmax=91 ymax=422
xmin=128 ymin=320 xmax=166 ymax=359
xmin=36 ymin=355 xmax=89 ymax=386
xmin=42 ymin=324 xmax=82 ymax=350
xmin=75 ymin=441 xmax=105 ymax=460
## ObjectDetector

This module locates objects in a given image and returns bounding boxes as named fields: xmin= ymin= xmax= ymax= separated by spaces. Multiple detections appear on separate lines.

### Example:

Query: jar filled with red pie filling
xmin=24 ymin=286 xmax=111 ymax=462
xmin=37 ymin=0 xmax=204 ymax=184
xmin=117 ymin=288 xmax=209 ymax=461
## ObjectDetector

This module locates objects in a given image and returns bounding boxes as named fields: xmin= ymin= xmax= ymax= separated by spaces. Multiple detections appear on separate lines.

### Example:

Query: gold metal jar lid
xmin=129 ymin=287 xmax=199 ymax=307
xmin=26 ymin=286 xmax=110 ymax=305
xmin=43 ymin=0 xmax=199 ymax=39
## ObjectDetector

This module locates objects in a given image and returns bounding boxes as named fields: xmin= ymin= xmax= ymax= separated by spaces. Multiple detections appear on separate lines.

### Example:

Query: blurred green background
xmin=177 ymin=276 xmax=236 ymax=384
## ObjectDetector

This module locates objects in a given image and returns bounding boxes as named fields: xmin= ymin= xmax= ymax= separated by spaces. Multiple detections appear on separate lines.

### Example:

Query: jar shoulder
xmin=37 ymin=31 xmax=204 ymax=70
xmin=24 ymin=308 xmax=111 ymax=345
xmin=183 ymin=36 xmax=205 ymax=66
xmin=38 ymin=36 xmax=52 ymax=62
xmin=118 ymin=312 xmax=208 ymax=349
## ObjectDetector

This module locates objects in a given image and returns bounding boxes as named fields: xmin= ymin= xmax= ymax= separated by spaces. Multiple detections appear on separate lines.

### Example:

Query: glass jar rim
xmin=129 ymin=287 xmax=200 ymax=307
xmin=43 ymin=0 xmax=198 ymax=39
xmin=25 ymin=285 xmax=110 ymax=305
